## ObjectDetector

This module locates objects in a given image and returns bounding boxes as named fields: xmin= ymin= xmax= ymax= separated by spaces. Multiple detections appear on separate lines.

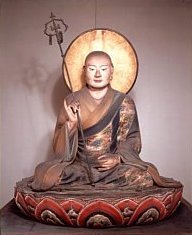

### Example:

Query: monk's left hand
xmin=97 ymin=154 xmax=121 ymax=171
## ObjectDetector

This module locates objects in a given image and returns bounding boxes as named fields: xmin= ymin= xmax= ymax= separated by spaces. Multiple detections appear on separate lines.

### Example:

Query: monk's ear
xmin=110 ymin=66 xmax=114 ymax=81
xmin=111 ymin=66 xmax=114 ymax=74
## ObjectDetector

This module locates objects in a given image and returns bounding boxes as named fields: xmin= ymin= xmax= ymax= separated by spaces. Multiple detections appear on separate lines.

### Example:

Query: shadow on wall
xmin=38 ymin=74 xmax=71 ymax=162
xmin=20 ymin=58 xmax=70 ymax=169
xmin=51 ymin=73 xmax=70 ymax=117
xmin=22 ymin=58 xmax=70 ymax=118
xmin=34 ymin=69 xmax=70 ymax=163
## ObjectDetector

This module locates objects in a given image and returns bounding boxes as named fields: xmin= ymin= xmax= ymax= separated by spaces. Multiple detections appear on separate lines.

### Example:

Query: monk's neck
xmin=87 ymin=85 xmax=109 ymax=102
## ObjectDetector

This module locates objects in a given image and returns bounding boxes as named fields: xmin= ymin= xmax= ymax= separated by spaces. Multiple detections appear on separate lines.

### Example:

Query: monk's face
xmin=84 ymin=54 xmax=113 ymax=89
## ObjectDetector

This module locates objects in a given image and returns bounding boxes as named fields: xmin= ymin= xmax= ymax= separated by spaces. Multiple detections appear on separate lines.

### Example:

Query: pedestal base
xmin=15 ymin=177 xmax=183 ymax=228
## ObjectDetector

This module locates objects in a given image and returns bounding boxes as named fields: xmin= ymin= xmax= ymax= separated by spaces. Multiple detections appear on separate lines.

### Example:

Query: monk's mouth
xmin=94 ymin=80 xmax=102 ymax=83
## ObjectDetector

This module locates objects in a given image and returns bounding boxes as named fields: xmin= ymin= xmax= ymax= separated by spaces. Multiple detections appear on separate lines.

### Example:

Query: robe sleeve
xmin=53 ymin=105 xmax=68 ymax=155
xmin=53 ymin=95 xmax=77 ymax=155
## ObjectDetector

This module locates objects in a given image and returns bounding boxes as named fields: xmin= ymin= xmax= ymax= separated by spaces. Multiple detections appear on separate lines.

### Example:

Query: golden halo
xmin=63 ymin=28 xmax=138 ymax=93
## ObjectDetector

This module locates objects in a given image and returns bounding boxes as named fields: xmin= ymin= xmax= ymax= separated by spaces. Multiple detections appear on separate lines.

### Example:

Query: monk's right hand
xmin=64 ymin=99 xmax=80 ymax=131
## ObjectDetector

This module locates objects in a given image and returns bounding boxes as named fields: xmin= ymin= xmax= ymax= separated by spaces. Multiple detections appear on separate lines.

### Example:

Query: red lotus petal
xmin=128 ymin=197 xmax=166 ymax=225
xmin=15 ymin=192 xmax=29 ymax=216
xmin=115 ymin=199 xmax=138 ymax=211
xmin=163 ymin=194 xmax=173 ymax=207
xmin=25 ymin=195 xmax=38 ymax=207
xmin=166 ymin=190 xmax=182 ymax=217
xmin=77 ymin=200 xmax=123 ymax=226
xmin=61 ymin=199 xmax=84 ymax=212
xmin=35 ymin=197 xmax=73 ymax=225
xmin=24 ymin=195 xmax=38 ymax=215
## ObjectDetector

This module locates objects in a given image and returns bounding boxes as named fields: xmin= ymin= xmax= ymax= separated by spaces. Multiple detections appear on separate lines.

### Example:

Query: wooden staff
xmin=44 ymin=13 xmax=95 ymax=186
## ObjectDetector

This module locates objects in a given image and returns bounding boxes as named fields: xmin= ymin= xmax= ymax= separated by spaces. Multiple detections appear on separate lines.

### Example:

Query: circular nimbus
xmin=63 ymin=28 xmax=138 ymax=94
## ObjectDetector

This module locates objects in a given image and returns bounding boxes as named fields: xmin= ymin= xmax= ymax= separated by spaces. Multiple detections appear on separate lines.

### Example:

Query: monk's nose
xmin=95 ymin=69 xmax=101 ymax=77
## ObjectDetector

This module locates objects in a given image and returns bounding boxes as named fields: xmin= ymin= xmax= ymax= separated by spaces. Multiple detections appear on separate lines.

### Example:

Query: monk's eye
xmin=100 ymin=66 xmax=109 ymax=71
xmin=88 ymin=67 xmax=95 ymax=72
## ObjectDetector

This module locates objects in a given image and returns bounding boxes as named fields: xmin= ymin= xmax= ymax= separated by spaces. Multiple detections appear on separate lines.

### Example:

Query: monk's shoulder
xmin=65 ymin=89 xmax=83 ymax=104
xmin=121 ymin=94 xmax=136 ymax=112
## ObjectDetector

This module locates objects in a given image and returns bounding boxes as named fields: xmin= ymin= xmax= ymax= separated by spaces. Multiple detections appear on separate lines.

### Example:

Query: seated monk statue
xmin=30 ymin=51 xmax=182 ymax=191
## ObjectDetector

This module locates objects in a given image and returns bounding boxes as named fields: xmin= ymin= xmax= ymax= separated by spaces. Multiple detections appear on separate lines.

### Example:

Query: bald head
xmin=84 ymin=51 xmax=114 ymax=67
